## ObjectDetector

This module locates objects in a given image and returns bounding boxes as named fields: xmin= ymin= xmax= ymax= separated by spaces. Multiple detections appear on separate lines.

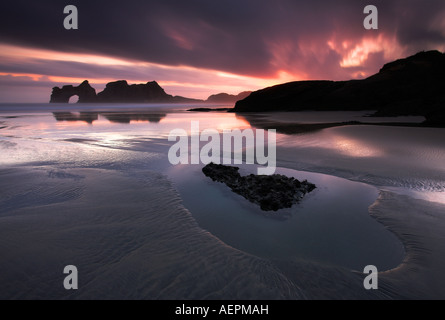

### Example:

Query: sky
xmin=0 ymin=0 xmax=444 ymax=103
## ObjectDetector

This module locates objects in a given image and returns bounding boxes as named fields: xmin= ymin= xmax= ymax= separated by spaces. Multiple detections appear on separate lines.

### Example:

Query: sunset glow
xmin=0 ymin=1 xmax=444 ymax=102
xmin=338 ymin=35 xmax=404 ymax=68
xmin=0 ymin=43 xmax=305 ymax=102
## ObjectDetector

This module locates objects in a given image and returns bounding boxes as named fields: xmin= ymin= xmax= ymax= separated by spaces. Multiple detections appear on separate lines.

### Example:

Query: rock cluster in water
xmin=202 ymin=163 xmax=316 ymax=211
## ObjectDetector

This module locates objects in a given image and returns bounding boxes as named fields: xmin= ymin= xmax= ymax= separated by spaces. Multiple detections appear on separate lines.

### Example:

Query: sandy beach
xmin=1 ymin=105 xmax=445 ymax=299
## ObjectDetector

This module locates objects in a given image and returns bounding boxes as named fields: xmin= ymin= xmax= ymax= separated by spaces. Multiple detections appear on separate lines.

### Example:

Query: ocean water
xmin=1 ymin=103 xmax=445 ymax=299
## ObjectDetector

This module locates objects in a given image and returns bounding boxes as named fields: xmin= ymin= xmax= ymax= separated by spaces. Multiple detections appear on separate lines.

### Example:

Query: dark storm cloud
xmin=0 ymin=58 xmax=171 ymax=81
xmin=0 ymin=0 xmax=444 ymax=78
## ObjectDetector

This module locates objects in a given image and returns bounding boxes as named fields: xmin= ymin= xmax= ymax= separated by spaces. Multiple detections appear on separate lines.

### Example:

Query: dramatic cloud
xmin=0 ymin=0 xmax=444 ymax=102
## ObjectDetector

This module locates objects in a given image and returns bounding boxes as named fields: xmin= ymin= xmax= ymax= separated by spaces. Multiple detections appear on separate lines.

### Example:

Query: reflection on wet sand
xmin=53 ymin=112 xmax=166 ymax=124
xmin=53 ymin=112 xmax=99 ymax=124
xmin=235 ymin=113 xmax=361 ymax=134
xmin=236 ymin=113 xmax=426 ymax=135
xmin=102 ymin=113 xmax=165 ymax=124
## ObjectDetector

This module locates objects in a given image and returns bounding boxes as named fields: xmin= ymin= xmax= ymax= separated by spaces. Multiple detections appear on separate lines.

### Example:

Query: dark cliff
xmin=206 ymin=91 xmax=252 ymax=103
xmin=234 ymin=51 xmax=445 ymax=125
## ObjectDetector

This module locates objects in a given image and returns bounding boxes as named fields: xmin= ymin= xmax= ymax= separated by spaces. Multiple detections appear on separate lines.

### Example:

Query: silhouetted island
xmin=202 ymin=163 xmax=316 ymax=212
xmin=50 ymin=80 xmax=201 ymax=104
xmin=51 ymin=80 xmax=97 ymax=103
xmin=234 ymin=51 xmax=445 ymax=126
xmin=206 ymin=91 xmax=251 ymax=103
xmin=50 ymin=80 xmax=251 ymax=106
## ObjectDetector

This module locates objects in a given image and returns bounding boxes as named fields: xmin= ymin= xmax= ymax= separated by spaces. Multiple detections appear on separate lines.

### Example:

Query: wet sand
xmin=1 ymin=165 xmax=443 ymax=299
xmin=1 ymin=106 xmax=445 ymax=299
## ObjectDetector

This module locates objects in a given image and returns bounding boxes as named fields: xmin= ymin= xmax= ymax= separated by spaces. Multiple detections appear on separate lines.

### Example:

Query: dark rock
xmin=50 ymin=80 xmax=97 ymax=103
xmin=97 ymin=80 xmax=170 ymax=103
xmin=234 ymin=51 xmax=445 ymax=126
xmin=187 ymin=108 xmax=233 ymax=112
xmin=202 ymin=163 xmax=316 ymax=212
xmin=50 ymin=80 xmax=203 ymax=104
xmin=206 ymin=91 xmax=252 ymax=103
xmin=423 ymin=97 xmax=445 ymax=127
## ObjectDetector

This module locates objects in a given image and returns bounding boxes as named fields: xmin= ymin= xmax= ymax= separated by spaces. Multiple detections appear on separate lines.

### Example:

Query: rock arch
xmin=50 ymin=80 xmax=97 ymax=103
